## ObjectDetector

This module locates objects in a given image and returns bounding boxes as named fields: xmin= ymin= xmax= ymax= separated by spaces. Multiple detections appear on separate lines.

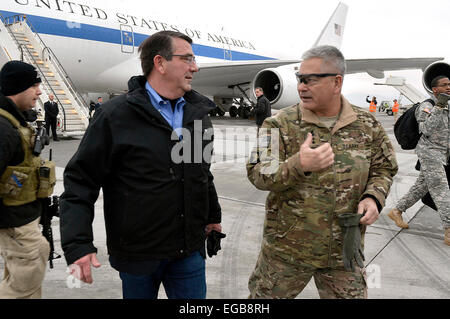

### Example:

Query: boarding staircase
xmin=0 ymin=14 xmax=89 ymax=135
xmin=374 ymin=76 xmax=428 ymax=105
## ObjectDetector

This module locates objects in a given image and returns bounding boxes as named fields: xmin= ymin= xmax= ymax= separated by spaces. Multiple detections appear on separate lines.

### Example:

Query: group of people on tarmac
xmin=0 ymin=30 xmax=448 ymax=300
xmin=366 ymin=95 xmax=401 ymax=121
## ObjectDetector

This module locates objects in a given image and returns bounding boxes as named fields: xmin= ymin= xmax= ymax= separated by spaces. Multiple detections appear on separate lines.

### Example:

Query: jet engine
xmin=252 ymin=65 xmax=300 ymax=110
xmin=422 ymin=61 xmax=450 ymax=94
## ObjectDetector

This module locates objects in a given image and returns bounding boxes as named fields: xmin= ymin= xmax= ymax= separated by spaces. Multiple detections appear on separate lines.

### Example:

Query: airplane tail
xmin=312 ymin=2 xmax=348 ymax=49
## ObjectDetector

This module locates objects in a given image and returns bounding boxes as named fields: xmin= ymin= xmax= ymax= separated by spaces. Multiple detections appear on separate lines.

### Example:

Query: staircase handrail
xmin=18 ymin=44 xmax=67 ymax=131
xmin=41 ymin=46 xmax=89 ymax=117
xmin=8 ymin=14 xmax=90 ymax=115
xmin=1 ymin=14 xmax=67 ymax=130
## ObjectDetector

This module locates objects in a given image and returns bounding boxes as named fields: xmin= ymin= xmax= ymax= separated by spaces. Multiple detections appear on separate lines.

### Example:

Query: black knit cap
xmin=0 ymin=60 xmax=42 ymax=96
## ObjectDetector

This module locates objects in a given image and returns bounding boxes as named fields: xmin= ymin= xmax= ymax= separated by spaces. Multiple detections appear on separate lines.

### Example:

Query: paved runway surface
xmin=2 ymin=111 xmax=449 ymax=299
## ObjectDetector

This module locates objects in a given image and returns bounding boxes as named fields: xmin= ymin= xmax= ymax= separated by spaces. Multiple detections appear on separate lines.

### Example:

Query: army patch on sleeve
xmin=422 ymin=107 xmax=432 ymax=114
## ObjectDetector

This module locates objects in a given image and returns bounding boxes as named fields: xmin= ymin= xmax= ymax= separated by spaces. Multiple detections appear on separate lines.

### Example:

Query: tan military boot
xmin=445 ymin=228 xmax=450 ymax=246
xmin=388 ymin=208 xmax=409 ymax=229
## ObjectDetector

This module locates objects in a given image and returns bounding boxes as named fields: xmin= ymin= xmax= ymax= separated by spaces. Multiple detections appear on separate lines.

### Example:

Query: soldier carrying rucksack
xmin=389 ymin=75 xmax=450 ymax=246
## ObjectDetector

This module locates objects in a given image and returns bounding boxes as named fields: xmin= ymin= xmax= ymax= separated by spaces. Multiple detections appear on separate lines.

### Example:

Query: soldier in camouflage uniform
xmin=388 ymin=75 xmax=450 ymax=245
xmin=246 ymin=46 xmax=398 ymax=299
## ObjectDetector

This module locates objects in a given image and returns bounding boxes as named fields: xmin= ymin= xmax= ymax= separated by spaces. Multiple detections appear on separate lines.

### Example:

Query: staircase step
xmin=65 ymin=125 xmax=87 ymax=131
xmin=7 ymin=21 xmax=89 ymax=133
xmin=65 ymin=119 xmax=85 ymax=124
xmin=62 ymin=107 xmax=77 ymax=112
xmin=64 ymin=115 xmax=84 ymax=121
xmin=42 ymin=82 xmax=60 ymax=87
xmin=64 ymin=118 xmax=85 ymax=122
xmin=14 ymin=34 xmax=27 ymax=38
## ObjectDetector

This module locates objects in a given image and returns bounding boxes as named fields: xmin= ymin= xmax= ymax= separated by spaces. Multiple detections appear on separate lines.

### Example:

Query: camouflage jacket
xmin=247 ymin=96 xmax=398 ymax=269
xmin=415 ymin=97 xmax=450 ymax=164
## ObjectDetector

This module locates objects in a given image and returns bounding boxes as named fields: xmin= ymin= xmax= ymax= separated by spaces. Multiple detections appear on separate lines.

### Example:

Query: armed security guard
xmin=246 ymin=46 xmax=398 ymax=299
xmin=0 ymin=61 xmax=54 ymax=298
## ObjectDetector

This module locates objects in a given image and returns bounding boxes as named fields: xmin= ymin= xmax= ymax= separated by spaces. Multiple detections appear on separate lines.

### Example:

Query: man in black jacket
xmin=60 ymin=31 xmax=222 ymax=299
xmin=44 ymin=94 xmax=59 ymax=141
xmin=254 ymin=87 xmax=271 ymax=129
xmin=0 ymin=60 xmax=50 ymax=298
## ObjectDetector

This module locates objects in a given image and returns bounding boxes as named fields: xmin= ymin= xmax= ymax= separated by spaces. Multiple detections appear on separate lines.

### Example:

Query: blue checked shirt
xmin=145 ymin=81 xmax=185 ymax=139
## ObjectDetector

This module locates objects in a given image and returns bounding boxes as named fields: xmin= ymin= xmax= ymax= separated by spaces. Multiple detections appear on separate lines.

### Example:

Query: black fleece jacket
xmin=60 ymin=76 xmax=222 ymax=264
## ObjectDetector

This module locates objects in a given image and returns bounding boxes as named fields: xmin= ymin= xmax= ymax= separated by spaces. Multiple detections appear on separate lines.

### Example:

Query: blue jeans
xmin=119 ymin=251 xmax=206 ymax=299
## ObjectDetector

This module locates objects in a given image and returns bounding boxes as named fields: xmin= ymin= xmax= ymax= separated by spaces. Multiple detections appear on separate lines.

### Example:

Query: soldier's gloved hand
xmin=337 ymin=213 xmax=365 ymax=271
xmin=436 ymin=93 xmax=450 ymax=108
xmin=207 ymin=230 xmax=226 ymax=258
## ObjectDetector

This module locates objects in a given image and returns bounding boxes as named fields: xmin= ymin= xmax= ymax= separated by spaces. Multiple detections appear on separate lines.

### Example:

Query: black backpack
xmin=393 ymin=99 xmax=435 ymax=150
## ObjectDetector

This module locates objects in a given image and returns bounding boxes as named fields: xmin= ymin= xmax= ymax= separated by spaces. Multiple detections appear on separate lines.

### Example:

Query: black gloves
xmin=207 ymin=230 xmax=226 ymax=258
xmin=337 ymin=213 xmax=365 ymax=271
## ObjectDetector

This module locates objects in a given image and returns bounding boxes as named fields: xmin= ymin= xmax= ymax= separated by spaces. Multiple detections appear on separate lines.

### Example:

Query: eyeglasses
xmin=168 ymin=54 xmax=197 ymax=65
xmin=295 ymin=73 xmax=340 ymax=86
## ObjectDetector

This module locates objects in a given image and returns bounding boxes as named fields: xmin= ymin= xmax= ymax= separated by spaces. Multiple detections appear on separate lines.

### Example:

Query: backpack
xmin=393 ymin=99 xmax=435 ymax=150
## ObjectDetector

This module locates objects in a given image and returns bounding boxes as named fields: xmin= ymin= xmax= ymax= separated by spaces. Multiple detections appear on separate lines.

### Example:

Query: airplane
xmin=0 ymin=0 xmax=443 ymax=122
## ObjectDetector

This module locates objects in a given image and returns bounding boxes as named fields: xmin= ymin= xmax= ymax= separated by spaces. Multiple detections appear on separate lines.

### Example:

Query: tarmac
xmin=2 ymin=112 xmax=449 ymax=299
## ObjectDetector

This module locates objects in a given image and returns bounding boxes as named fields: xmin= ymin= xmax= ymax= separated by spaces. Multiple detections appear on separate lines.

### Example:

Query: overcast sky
xmin=165 ymin=0 xmax=450 ymax=107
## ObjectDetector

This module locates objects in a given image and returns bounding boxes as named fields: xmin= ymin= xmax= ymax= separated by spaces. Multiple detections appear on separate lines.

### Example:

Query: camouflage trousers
xmin=248 ymin=248 xmax=367 ymax=299
xmin=396 ymin=158 xmax=450 ymax=228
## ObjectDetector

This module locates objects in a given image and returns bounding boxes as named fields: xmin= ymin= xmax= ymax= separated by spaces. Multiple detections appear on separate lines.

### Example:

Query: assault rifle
xmin=39 ymin=148 xmax=60 ymax=268
xmin=40 ymin=195 xmax=61 ymax=268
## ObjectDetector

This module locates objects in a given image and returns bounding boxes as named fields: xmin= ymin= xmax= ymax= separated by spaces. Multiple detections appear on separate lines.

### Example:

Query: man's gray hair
xmin=301 ymin=45 xmax=346 ymax=75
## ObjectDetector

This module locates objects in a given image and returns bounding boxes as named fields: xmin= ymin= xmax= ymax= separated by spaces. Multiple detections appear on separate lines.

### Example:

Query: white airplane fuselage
xmin=0 ymin=0 xmax=281 ymax=95
xmin=2 ymin=1 xmax=440 ymax=112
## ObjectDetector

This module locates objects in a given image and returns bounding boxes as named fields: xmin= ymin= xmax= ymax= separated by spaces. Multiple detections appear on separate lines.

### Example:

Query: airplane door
xmin=224 ymin=45 xmax=232 ymax=61
xmin=220 ymin=26 xmax=232 ymax=61
xmin=120 ymin=24 xmax=134 ymax=53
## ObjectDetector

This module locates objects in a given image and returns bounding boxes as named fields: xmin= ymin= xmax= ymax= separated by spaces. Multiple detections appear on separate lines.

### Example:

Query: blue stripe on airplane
xmin=0 ymin=10 xmax=275 ymax=61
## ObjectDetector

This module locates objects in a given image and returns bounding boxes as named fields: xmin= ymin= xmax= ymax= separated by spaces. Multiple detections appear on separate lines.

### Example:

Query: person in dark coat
xmin=254 ymin=87 xmax=271 ymax=129
xmin=59 ymin=31 xmax=222 ymax=299
xmin=44 ymin=94 xmax=59 ymax=141
xmin=94 ymin=97 xmax=102 ymax=110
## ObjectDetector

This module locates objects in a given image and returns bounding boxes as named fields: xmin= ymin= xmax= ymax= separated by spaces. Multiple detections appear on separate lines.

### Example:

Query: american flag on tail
xmin=334 ymin=23 xmax=342 ymax=36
